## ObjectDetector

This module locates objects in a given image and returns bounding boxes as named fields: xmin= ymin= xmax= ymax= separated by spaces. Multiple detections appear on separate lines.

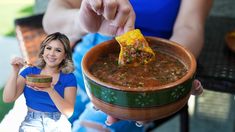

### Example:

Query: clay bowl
xmin=225 ymin=30 xmax=235 ymax=53
xmin=26 ymin=74 xmax=52 ymax=88
xmin=82 ymin=37 xmax=196 ymax=121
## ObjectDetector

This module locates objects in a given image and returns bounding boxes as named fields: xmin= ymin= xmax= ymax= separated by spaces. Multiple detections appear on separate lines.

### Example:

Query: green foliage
xmin=0 ymin=0 xmax=34 ymax=122
xmin=0 ymin=88 xmax=14 ymax=122
xmin=19 ymin=5 xmax=33 ymax=14
xmin=0 ymin=3 xmax=34 ymax=36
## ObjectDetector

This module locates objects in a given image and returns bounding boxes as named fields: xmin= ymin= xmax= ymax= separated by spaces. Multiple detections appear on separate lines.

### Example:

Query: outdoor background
xmin=0 ymin=0 xmax=34 ymax=122
xmin=0 ymin=0 xmax=235 ymax=132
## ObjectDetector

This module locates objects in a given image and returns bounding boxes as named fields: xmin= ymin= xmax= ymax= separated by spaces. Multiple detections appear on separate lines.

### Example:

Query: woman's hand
xmin=10 ymin=57 xmax=25 ymax=73
xmin=105 ymin=116 xmax=120 ymax=126
xmin=191 ymin=79 xmax=203 ymax=95
xmin=26 ymin=84 xmax=55 ymax=93
xmin=105 ymin=116 xmax=147 ymax=127
xmin=78 ymin=0 xmax=136 ymax=36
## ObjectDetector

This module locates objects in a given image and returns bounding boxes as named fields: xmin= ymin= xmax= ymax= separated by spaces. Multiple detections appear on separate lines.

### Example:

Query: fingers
xmin=84 ymin=0 xmax=135 ymax=36
xmin=191 ymin=79 xmax=203 ymax=95
xmin=11 ymin=57 xmax=25 ymax=68
xmin=88 ymin=0 xmax=119 ymax=20
xmin=99 ymin=20 xmax=118 ymax=36
xmin=110 ymin=4 xmax=131 ymax=27
xmin=111 ymin=0 xmax=135 ymax=35
xmin=136 ymin=121 xmax=145 ymax=127
xmin=105 ymin=115 xmax=120 ymax=126
xmin=26 ymin=85 xmax=41 ymax=91
xmin=80 ymin=120 xmax=111 ymax=131
xmin=123 ymin=10 xmax=135 ymax=32
xmin=95 ymin=0 xmax=135 ymax=32
xmin=116 ymin=10 xmax=135 ymax=35
xmin=11 ymin=57 xmax=24 ymax=65
xmin=103 ymin=0 xmax=118 ymax=20
xmin=105 ymin=116 xmax=147 ymax=127
xmin=26 ymin=84 xmax=52 ymax=92
xmin=87 ymin=0 xmax=103 ymax=15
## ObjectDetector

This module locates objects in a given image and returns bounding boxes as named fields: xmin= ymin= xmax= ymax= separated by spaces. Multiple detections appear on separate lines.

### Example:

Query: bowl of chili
xmin=82 ymin=37 xmax=196 ymax=121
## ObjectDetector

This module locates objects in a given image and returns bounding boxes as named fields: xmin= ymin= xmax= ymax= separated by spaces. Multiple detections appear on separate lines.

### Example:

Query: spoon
xmin=24 ymin=60 xmax=33 ymax=66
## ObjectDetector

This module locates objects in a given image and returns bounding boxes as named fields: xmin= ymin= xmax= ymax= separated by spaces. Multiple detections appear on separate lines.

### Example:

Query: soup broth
xmin=90 ymin=50 xmax=188 ymax=88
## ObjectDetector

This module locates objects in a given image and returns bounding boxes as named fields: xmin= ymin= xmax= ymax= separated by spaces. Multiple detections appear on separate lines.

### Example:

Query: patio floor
xmin=153 ymin=90 xmax=235 ymax=132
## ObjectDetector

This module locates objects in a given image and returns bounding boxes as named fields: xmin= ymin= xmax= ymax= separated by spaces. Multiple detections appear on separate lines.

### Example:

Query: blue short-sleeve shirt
xmin=73 ymin=0 xmax=181 ymax=90
xmin=20 ymin=66 xmax=77 ymax=112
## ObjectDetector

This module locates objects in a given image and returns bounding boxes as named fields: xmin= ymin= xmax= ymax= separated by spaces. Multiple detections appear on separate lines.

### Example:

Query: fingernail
xmin=194 ymin=80 xmax=200 ymax=87
xmin=105 ymin=120 xmax=111 ymax=126
xmin=194 ymin=80 xmax=203 ymax=90
xmin=196 ymin=81 xmax=202 ymax=90
xmin=135 ymin=122 xmax=143 ymax=127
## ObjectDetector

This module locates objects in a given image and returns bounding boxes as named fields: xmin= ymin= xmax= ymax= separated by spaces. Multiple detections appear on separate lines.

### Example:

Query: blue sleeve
xmin=65 ymin=73 xmax=77 ymax=88
xmin=19 ymin=67 xmax=32 ymax=78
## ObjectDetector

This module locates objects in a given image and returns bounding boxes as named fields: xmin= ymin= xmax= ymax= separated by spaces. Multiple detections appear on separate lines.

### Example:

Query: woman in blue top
xmin=3 ymin=32 xmax=77 ymax=131
xmin=43 ymin=0 xmax=212 ymax=131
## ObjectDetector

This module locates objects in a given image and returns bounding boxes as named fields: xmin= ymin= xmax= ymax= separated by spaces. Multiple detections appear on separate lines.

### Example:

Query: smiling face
xmin=43 ymin=40 xmax=66 ymax=68
xmin=36 ymin=32 xmax=74 ymax=73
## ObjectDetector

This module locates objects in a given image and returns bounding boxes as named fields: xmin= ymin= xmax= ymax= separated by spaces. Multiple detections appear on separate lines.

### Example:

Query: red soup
xmin=90 ymin=50 xmax=188 ymax=88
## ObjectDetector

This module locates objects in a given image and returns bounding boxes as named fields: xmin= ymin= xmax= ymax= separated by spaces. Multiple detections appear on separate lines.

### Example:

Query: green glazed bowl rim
xmin=26 ymin=74 xmax=52 ymax=83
